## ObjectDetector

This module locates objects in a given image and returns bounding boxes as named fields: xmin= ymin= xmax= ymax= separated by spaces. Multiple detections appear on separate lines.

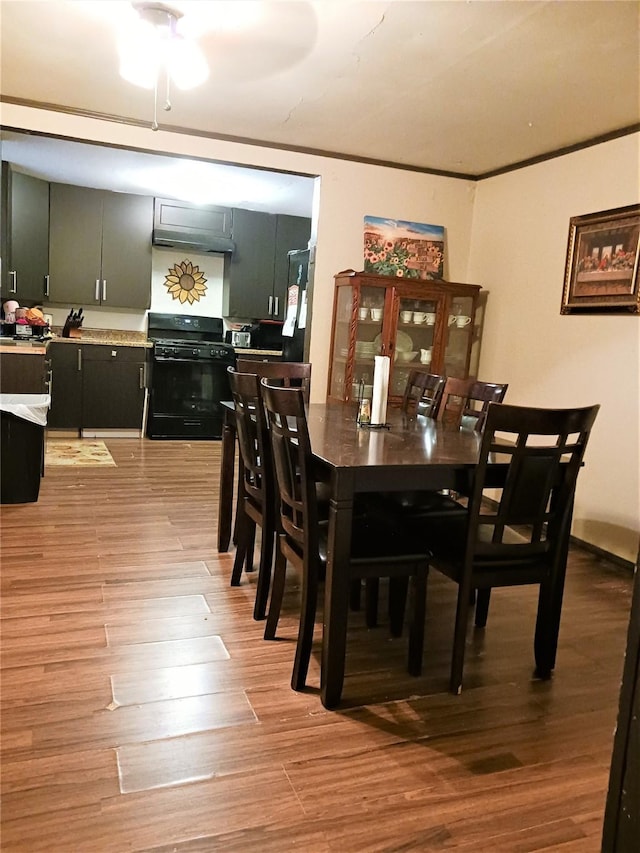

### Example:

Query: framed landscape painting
xmin=364 ymin=216 xmax=445 ymax=280
xmin=561 ymin=204 xmax=640 ymax=314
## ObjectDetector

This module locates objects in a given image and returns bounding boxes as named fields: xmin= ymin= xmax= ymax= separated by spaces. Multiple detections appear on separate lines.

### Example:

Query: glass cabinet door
xmin=443 ymin=295 xmax=475 ymax=378
xmin=330 ymin=284 xmax=386 ymax=401
xmin=390 ymin=294 xmax=438 ymax=396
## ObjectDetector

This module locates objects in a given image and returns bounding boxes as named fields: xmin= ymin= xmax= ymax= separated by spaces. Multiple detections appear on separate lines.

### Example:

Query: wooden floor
xmin=0 ymin=438 xmax=633 ymax=852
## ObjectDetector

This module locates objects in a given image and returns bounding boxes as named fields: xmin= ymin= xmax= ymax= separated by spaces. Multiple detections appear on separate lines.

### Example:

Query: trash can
xmin=0 ymin=394 xmax=50 ymax=504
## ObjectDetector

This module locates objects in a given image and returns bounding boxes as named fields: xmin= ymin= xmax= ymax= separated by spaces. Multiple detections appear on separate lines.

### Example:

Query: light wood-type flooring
xmin=0 ymin=438 xmax=633 ymax=852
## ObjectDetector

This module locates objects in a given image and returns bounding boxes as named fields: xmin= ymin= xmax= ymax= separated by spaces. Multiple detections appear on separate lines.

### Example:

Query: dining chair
xmin=235 ymin=359 xmax=312 ymax=401
xmin=260 ymin=379 xmax=430 ymax=692
xmin=461 ymin=380 xmax=509 ymax=432
xmin=436 ymin=376 xmax=474 ymax=427
xmin=416 ymin=401 xmax=600 ymax=694
xmin=227 ymin=367 xmax=276 ymax=621
xmin=401 ymin=370 xmax=446 ymax=418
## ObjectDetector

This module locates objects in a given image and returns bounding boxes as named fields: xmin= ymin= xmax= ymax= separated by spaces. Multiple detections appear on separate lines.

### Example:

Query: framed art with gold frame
xmin=561 ymin=204 xmax=640 ymax=314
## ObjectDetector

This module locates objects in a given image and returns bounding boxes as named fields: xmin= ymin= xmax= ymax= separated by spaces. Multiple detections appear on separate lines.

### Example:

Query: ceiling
xmin=1 ymin=1 xmax=638 ymax=209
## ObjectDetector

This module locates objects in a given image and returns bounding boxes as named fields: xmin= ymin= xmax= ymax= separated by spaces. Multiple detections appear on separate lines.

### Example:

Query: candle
xmin=370 ymin=355 xmax=390 ymax=425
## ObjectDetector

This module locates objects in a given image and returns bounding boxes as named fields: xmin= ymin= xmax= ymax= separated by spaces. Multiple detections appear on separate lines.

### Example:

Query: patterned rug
xmin=45 ymin=440 xmax=116 ymax=467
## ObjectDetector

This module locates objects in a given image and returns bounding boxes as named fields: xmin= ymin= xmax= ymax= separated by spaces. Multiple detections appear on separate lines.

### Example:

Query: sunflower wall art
xmin=363 ymin=216 xmax=445 ymax=280
xmin=164 ymin=260 xmax=208 ymax=304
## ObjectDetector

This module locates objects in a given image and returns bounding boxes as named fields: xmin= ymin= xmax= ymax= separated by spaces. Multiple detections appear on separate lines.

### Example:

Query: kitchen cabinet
xmin=82 ymin=346 xmax=146 ymax=430
xmin=153 ymin=197 xmax=233 ymax=250
xmin=1 ymin=162 xmax=50 ymax=304
xmin=327 ymin=270 xmax=483 ymax=405
xmin=47 ymin=343 xmax=83 ymax=429
xmin=0 ymin=347 xmax=49 ymax=394
xmin=48 ymin=184 xmax=153 ymax=309
xmin=47 ymin=342 xmax=147 ymax=431
xmin=224 ymin=210 xmax=310 ymax=319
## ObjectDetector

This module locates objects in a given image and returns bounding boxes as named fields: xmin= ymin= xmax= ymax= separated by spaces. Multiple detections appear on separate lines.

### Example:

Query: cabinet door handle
xmin=139 ymin=366 xmax=145 ymax=389
xmin=268 ymin=295 xmax=274 ymax=315
xmin=95 ymin=279 xmax=100 ymax=301
xmin=102 ymin=280 xmax=107 ymax=301
xmin=77 ymin=348 xmax=82 ymax=371
xmin=274 ymin=296 xmax=279 ymax=316
xmin=9 ymin=271 xmax=17 ymax=294
xmin=44 ymin=275 xmax=50 ymax=297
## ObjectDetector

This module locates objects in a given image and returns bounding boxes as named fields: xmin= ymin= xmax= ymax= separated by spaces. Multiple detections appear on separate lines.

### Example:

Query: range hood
xmin=153 ymin=198 xmax=235 ymax=253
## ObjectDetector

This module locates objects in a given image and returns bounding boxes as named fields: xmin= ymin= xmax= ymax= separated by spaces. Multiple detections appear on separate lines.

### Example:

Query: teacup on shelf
xmin=400 ymin=310 xmax=413 ymax=323
xmin=412 ymin=311 xmax=426 ymax=324
xmin=370 ymin=308 xmax=383 ymax=321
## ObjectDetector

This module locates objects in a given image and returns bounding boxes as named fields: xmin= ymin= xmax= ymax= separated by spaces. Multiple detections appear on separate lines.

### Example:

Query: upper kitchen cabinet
xmin=0 ymin=162 xmax=50 ymax=304
xmin=48 ymin=184 xmax=153 ymax=309
xmin=224 ymin=209 xmax=310 ymax=319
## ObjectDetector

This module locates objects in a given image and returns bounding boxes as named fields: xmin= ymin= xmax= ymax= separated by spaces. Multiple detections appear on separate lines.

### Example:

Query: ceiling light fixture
xmin=118 ymin=1 xmax=209 ymax=131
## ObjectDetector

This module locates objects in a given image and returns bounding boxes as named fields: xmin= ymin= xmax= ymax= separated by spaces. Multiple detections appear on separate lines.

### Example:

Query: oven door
xmin=147 ymin=357 xmax=232 ymax=439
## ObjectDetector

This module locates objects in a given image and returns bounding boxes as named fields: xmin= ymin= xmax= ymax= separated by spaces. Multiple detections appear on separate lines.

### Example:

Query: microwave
xmin=231 ymin=330 xmax=252 ymax=348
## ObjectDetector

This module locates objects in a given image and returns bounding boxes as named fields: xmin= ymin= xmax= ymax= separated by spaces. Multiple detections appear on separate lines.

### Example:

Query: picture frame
xmin=561 ymin=204 xmax=640 ymax=314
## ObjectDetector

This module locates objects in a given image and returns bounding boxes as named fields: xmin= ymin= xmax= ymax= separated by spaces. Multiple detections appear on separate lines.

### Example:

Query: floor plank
xmin=0 ymin=437 xmax=632 ymax=852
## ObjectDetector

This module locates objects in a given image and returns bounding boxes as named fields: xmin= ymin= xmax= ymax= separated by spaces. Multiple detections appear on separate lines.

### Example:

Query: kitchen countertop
xmin=0 ymin=341 xmax=48 ymax=355
xmin=49 ymin=329 xmax=152 ymax=348
xmin=234 ymin=348 xmax=283 ymax=357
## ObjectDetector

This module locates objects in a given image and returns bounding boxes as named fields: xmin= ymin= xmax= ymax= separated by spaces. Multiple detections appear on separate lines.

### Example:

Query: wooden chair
xmin=227 ymin=368 xmax=275 ymax=620
xmin=260 ymin=379 xmax=430 ymax=693
xmin=461 ymin=380 xmax=509 ymax=432
xmin=436 ymin=376 xmax=474 ymax=427
xmin=235 ymin=359 xmax=311 ymax=401
xmin=417 ymin=401 xmax=600 ymax=694
xmin=401 ymin=370 xmax=446 ymax=418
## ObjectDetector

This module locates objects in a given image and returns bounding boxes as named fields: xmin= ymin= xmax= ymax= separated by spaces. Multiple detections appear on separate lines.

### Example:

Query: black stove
xmin=146 ymin=313 xmax=235 ymax=440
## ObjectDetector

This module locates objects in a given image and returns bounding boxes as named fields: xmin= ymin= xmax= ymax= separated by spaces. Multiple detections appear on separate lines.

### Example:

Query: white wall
xmin=468 ymin=134 xmax=640 ymax=563
xmin=5 ymin=104 xmax=638 ymax=561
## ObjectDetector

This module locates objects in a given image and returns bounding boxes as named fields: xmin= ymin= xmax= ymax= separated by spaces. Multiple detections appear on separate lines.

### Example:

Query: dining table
xmin=217 ymin=399 xmax=501 ymax=708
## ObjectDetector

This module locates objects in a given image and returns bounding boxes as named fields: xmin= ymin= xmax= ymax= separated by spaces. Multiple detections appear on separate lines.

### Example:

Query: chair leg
xmin=349 ymin=578 xmax=362 ymax=611
xmin=365 ymin=578 xmax=379 ymax=628
xmin=449 ymin=581 xmax=473 ymax=694
xmin=389 ymin=576 xmax=409 ymax=637
xmin=534 ymin=578 xmax=561 ymax=678
xmin=291 ymin=556 xmax=319 ymax=692
xmin=230 ymin=506 xmax=251 ymax=586
xmin=245 ymin=525 xmax=256 ymax=573
xmin=408 ymin=566 xmax=427 ymax=676
xmin=474 ymin=588 xmax=491 ymax=628
xmin=264 ymin=541 xmax=287 ymax=640
xmin=253 ymin=524 xmax=275 ymax=621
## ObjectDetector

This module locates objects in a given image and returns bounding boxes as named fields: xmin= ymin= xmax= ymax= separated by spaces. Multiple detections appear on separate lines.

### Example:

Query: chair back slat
xmin=402 ymin=371 xmax=446 ymax=417
xmin=467 ymin=403 xmax=600 ymax=563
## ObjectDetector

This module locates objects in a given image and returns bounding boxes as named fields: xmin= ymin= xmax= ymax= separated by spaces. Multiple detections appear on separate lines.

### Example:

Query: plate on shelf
xmin=374 ymin=330 xmax=413 ymax=352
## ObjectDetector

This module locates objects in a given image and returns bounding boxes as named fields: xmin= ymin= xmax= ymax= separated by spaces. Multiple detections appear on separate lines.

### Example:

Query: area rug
xmin=45 ymin=440 xmax=116 ymax=467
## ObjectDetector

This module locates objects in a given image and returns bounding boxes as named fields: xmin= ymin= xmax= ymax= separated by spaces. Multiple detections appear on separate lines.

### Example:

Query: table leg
xmin=217 ymin=408 xmax=236 ymax=552
xmin=321 ymin=470 xmax=355 ymax=710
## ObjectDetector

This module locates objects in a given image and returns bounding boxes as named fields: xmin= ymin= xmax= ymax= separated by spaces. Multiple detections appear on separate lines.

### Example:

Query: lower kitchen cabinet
xmin=47 ymin=342 xmax=147 ymax=431
xmin=47 ymin=343 xmax=83 ymax=428
xmin=82 ymin=347 xmax=146 ymax=429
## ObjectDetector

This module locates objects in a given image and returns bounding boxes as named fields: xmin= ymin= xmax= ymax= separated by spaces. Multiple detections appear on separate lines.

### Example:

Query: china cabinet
xmin=327 ymin=270 xmax=484 ymax=405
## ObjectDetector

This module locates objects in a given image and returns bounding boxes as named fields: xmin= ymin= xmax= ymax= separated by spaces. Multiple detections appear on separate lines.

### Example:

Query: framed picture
xmin=561 ymin=204 xmax=640 ymax=314
xmin=364 ymin=216 xmax=445 ymax=280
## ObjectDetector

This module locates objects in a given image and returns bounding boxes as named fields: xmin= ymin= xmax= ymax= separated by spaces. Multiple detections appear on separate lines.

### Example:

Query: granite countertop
xmin=234 ymin=348 xmax=283 ymax=356
xmin=49 ymin=329 xmax=152 ymax=348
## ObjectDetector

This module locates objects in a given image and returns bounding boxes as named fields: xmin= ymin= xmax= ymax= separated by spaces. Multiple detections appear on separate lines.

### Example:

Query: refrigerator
xmin=281 ymin=248 xmax=311 ymax=362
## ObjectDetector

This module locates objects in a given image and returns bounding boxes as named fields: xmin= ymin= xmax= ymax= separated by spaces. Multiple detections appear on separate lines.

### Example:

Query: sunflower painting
xmin=164 ymin=260 xmax=208 ymax=304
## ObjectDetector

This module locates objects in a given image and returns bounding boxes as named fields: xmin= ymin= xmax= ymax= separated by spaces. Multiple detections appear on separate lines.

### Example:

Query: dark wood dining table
xmin=217 ymin=400 xmax=493 ymax=708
